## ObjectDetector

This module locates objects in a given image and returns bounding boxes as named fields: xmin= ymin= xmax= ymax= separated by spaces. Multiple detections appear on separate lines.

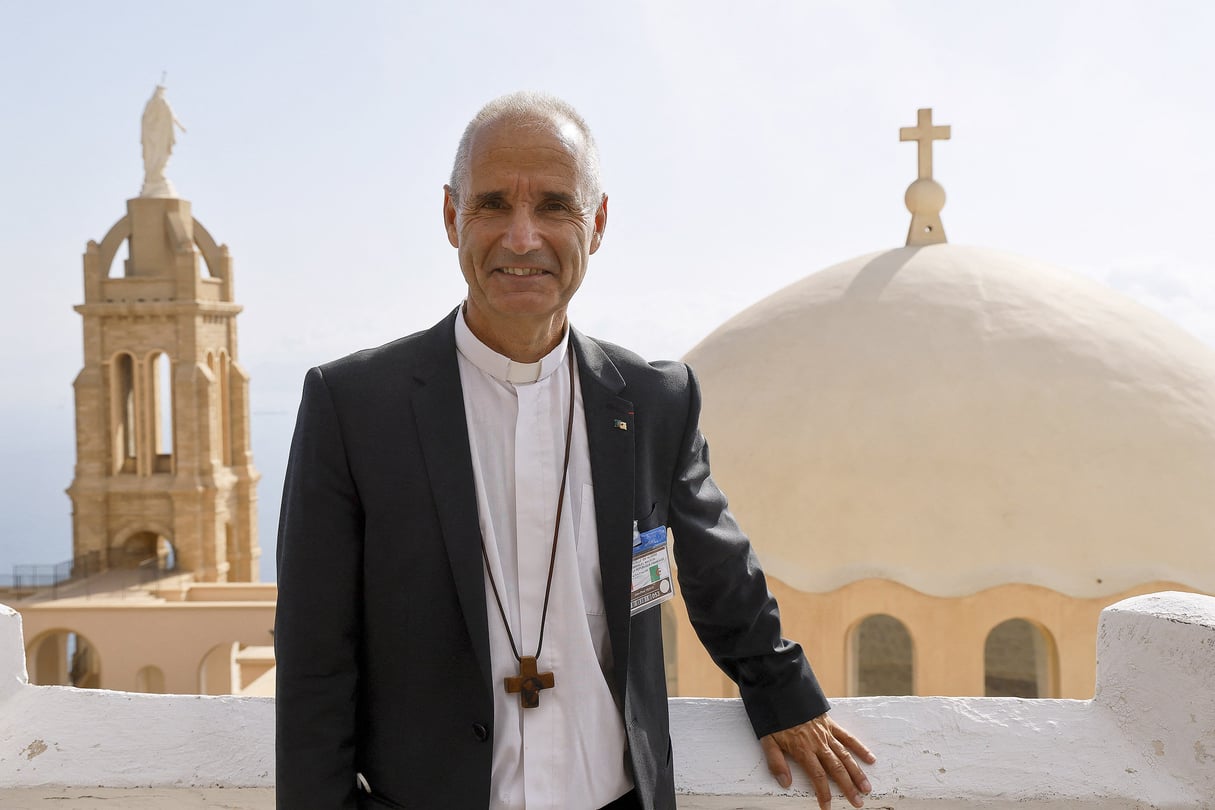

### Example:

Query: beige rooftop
xmin=685 ymin=243 xmax=1215 ymax=598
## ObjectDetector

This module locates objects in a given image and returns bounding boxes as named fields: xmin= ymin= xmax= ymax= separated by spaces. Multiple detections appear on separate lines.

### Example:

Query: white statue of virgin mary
xmin=140 ymin=85 xmax=187 ymax=198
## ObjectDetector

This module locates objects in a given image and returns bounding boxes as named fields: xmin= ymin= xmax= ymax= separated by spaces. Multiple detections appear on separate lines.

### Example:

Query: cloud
xmin=1099 ymin=258 xmax=1215 ymax=349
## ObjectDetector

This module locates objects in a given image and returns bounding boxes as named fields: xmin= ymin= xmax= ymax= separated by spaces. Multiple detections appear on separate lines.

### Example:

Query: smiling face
xmin=443 ymin=115 xmax=607 ymax=357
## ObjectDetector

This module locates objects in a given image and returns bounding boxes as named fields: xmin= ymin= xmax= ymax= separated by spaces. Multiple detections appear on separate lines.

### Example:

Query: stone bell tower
xmin=66 ymin=86 xmax=259 ymax=582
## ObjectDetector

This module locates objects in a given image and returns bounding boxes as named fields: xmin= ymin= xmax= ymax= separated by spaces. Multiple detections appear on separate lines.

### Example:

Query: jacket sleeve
xmin=667 ymin=363 xmax=830 ymax=738
xmin=275 ymin=367 xmax=363 ymax=809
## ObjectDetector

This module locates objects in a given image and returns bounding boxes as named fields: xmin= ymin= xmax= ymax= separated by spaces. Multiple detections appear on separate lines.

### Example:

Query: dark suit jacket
xmin=275 ymin=310 xmax=828 ymax=809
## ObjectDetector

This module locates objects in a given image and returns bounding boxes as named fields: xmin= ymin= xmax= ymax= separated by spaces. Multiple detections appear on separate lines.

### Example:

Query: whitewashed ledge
xmin=1 ymin=592 xmax=1212 ymax=809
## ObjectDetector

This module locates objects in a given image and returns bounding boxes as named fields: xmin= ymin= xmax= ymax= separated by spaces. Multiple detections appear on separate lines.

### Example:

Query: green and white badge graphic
xmin=630 ymin=525 xmax=673 ymax=616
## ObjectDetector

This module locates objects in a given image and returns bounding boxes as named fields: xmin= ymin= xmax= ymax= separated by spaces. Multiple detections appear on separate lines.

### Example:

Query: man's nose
xmin=501 ymin=209 xmax=543 ymax=255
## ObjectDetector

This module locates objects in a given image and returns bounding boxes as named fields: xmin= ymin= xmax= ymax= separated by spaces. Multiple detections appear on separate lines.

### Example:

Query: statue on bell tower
xmin=140 ymin=84 xmax=187 ymax=199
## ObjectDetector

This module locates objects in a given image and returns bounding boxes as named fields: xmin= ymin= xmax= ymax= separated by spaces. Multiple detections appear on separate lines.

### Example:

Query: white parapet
xmin=1 ymin=593 xmax=1212 ymax=808
xmin=0 ymin=603 xmax=273 ymax=788
xmin=0 ymin=604 xmax=28 ymax=696
xmin=670 ymin=591 xmax=1215 ymax=808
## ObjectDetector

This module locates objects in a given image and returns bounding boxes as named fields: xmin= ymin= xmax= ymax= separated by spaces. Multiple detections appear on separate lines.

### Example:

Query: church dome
xmin=684 ymin=244 xmax=1215 ymax=598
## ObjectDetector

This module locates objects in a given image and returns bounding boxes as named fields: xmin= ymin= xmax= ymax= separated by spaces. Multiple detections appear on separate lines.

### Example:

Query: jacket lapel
xmin=412 ymin=310 xmax=492 ymax=692
xmin=572 ymin=331 xmax=636 ymax=695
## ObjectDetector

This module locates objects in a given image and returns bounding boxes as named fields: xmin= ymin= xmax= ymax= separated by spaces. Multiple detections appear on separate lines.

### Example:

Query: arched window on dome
xmin=135 ymin=665 xmax=165 ymax=694
xmin=849 ymin=614 xmax=914 ymax=696
xmin=984 ymin=618 xmax=1057 ymax=698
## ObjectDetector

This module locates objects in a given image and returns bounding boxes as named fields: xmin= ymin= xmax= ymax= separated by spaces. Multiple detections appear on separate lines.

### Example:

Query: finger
xmin=760 ymin=735 xmax=792 ymax=789
xmin=801 ymin=754 xmax=833 ymax=810
xmin=828 ymin=721 xmax=877 ymax=764
xmin=822 ymin=742 xmax=866 ymax=808
xmin=831 ymin=738 xmax=872 ymax=798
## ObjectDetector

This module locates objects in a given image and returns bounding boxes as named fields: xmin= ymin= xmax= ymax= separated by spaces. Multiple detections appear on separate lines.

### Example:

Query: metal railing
xmin=0 ymin=549 xmax=176 ymax=599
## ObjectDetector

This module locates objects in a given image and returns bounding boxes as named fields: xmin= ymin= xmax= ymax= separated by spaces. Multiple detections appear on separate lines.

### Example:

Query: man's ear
xmin=443 ymin=185 xmax=460 ymax=248
xmin=590 ymin=194 xmax=608 ymax=255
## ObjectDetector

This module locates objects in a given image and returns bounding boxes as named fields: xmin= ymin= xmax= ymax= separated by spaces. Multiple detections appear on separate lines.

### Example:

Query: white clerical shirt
xmin=454 ymin=311 xmax=633 ymax=810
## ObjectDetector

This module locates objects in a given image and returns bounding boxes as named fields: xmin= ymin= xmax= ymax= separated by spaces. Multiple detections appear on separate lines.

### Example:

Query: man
xmin=276 ymin=92 xmax=874 ymax=810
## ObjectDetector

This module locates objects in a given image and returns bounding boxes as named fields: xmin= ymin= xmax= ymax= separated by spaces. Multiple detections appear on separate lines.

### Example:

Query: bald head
xmin=448 ymin=92 xmax=603 ymax=213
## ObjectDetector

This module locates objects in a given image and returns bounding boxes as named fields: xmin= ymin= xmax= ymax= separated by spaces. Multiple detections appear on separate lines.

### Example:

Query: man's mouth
xmin=498 ymin=267 xmax=547 ymax=277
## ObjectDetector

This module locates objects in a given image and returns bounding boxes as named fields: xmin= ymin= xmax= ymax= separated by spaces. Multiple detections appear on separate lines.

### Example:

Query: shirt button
xmin=472 ymin=722 xmax=489 ymax=742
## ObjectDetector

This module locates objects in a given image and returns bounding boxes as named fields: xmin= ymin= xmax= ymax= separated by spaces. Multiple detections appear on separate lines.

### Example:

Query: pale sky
xmin=1 ymin=1 xmax=1212 ymax=578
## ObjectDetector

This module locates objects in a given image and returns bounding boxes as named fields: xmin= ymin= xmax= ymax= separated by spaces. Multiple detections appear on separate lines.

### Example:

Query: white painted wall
xmin=2 ymin=594 xmax=1212 ymax=807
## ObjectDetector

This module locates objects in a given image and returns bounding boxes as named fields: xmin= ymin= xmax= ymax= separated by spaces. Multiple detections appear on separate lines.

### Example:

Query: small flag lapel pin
xmin=613 ymin=419 xmax=629 ymax=431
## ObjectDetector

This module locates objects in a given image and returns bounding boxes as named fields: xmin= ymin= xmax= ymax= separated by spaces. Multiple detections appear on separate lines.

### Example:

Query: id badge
xmin=630 ymin=522 xmax=673 ymax=616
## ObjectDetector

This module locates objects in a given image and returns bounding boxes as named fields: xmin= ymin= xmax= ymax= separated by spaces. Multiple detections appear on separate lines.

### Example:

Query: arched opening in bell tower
xmin=115 ymin=530 xmax=177 ymax=573
xmin=108 ymin=350 xmax=175 ymax=475
xmin=113 ymin=352 xmax=137 ymax=473
xmin=151 ymin=351 xmax=174 ymax=473
xmin=106 ymin=237 xmax=130 ymax=278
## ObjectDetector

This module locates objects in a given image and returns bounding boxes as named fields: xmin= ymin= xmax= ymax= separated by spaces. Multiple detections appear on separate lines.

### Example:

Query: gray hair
xmin=448 ymin=92 xmax=603 ymax=210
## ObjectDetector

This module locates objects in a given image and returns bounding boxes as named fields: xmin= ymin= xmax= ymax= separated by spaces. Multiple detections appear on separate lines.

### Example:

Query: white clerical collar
xmin=454 ymin=305 xmax=570 ymax=385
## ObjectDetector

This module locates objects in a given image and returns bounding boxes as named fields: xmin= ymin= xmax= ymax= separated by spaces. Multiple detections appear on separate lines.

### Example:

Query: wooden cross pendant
xmin=504 ymin=656 xmax=555 ymax=709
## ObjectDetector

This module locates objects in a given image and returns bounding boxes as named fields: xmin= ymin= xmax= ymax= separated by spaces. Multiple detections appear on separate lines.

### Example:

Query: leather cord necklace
xmin=479 ymin=350 xmax=575 ymax=708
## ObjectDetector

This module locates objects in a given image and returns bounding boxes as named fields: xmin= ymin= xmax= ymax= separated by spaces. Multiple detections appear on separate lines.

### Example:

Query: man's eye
xmin=481 ymin=199 xmax=507 ymax=210
xmin=540 ymin=201 xmax=570 ymax=212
